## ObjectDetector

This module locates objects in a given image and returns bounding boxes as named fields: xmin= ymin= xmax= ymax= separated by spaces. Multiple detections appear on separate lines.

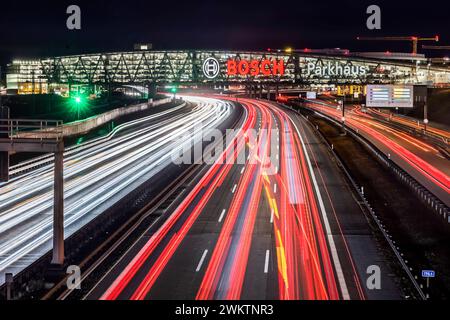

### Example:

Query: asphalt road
xmin=301 ymin=100 xmax=450 ymax=207
xmin=0 ymin=96 xmax=234 ymax=285
xmin=87 ymin=98 xmax=402 ymax=300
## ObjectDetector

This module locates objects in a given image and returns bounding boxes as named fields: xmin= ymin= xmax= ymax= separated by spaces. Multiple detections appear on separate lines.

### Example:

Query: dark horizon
xmin=1 ymin=0 xmax=450 ymax=65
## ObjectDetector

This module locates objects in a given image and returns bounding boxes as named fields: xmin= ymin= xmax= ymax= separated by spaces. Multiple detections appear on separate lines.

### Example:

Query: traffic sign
xmin=421 ymin=270 xmax=435 ymax=278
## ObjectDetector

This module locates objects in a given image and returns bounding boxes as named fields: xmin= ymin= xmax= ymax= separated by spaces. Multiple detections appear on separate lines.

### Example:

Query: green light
xmin=69 ymin=94 xmax=89 ymax=120
xmin=170 ymin=87 xmax=177 ymax=93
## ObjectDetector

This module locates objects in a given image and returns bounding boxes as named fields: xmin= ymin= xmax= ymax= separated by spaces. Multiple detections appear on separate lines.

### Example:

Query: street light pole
xmin=340 ymin=95 xmax=346 ymax=135
xmin=423 ymin=96 xmax=428 ymax=132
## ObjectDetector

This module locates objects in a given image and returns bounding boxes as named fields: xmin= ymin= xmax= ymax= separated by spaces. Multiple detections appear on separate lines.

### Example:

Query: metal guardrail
xmin=0 ymin=119 xmax=64 ymax=141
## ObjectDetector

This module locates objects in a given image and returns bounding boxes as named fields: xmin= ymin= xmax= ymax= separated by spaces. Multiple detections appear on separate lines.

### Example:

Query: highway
xmin=84 ymin=98 xmax=400 ymax=300
xmin=300 ymin=99 xmax=450 ymax=207
xmin=366 ymin=108 xmax=450 ymax=141
xmin=0 ymin=96 xmax=234 ymax=284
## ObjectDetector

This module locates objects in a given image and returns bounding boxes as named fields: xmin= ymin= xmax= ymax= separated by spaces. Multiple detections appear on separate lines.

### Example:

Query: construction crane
xmin=356 ymin=35 xmax=439 ymax=54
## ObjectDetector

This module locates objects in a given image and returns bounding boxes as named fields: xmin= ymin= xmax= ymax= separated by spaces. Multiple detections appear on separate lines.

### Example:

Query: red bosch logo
xmin=227 ymin=59 xmax=285 ymax=76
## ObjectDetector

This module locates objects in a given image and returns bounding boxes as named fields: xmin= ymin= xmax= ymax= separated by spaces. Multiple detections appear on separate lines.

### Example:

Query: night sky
xmin=1 ymin=0 xmax=450 ymax=65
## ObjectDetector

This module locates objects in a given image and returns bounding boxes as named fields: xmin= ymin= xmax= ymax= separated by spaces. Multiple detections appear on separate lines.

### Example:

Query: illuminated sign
xmin=227 ymin=59 xmax=285 ymax=76
xmin=202 ymin=57 xmax=220 ymax=79
xmin=366 ymin=85 xmax=414 ymax=108
xmin=306 ymin=62 xmax=368 ymax=77
xmin=306 ymin=91 xmax=317 ymax=99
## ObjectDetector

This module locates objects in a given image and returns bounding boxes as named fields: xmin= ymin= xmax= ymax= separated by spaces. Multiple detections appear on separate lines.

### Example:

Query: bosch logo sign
xmin=202 ymin=57 xmax=285 ymax=79
xmin=202 ymin=57 xmax=220 ymax=79
xmin=227 ymin=59 xmax=285 ymax=76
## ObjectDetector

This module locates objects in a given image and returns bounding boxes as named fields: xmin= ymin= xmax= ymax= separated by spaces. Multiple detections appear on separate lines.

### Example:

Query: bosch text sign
xmin=227 ymin=59 xmax=285 ymax=76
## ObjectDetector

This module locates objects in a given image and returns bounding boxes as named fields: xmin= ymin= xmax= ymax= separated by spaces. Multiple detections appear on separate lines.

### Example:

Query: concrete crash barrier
xmin=15 ymin=97 xmax=174 ymax=139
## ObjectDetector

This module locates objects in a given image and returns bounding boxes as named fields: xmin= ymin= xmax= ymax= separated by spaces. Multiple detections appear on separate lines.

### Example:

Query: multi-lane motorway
xmin=81 ymin=98 xmax=400 ymax=300
xmin=301 ymin=99 xmax=450 ymax=207
xmin=0 ymin=96 xmax=235 ymax=284
xmin=5 ymin=94 xmax=440 ymax=299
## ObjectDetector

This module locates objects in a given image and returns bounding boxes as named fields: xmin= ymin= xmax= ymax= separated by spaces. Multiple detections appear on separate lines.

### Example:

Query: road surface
xmin=0 ymin=96 xmax=234 ymax=284
xmin=86 ymin=98 xmax=401 ymax=300
xmin=301 ymin=99 xmax=450 ymax=207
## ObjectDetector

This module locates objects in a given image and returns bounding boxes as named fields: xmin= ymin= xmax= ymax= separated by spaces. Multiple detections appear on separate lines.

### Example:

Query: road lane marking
xmin=196 ymin=249 xmax=209 ymax=272
xmin=273 ymin=184 xmax=277 ymax=194
xmin=270 ymin=209 xmax=274 ymax=223
xmin=218 ymin=209 xmax=226 ymax=223
xmin=264 ymin=250 xmax=270 ymax=273
xmin=291 ymin=118 xmax=350 ymax=300
xmin=231 ymin=184 xmax=237 ymax=193
xmin=240 ymin=167 xmax=245 ymax=174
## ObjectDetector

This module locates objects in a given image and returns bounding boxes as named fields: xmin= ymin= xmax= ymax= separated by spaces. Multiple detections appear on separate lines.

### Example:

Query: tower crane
xmin=356 ymin=35 xmax=439 ymax=54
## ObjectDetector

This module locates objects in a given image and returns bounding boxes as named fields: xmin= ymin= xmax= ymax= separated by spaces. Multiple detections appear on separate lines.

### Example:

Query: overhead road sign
xmin=366 ymin=85 xmax=414 ymax=108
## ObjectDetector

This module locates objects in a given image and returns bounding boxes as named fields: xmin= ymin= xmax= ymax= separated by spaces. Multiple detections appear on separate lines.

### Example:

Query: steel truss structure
xmin=7 ymin=50 xmax=450 ymax=87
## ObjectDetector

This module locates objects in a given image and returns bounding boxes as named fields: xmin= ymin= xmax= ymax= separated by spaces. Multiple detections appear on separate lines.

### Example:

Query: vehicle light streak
xmin=306 ymin=102 xmax=450 ymax=193
xmin=99 ymin=97 xmax=362 ymax=301
xmin=0 ymin=97 xmax=233 ymax=280
xmin=100 ymin=103 xmax=255 ymax=300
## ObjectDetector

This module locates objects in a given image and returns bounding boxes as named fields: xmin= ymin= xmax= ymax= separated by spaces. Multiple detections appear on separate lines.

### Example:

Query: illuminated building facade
xmin=6 ymin=50 xmax=450 ymax=94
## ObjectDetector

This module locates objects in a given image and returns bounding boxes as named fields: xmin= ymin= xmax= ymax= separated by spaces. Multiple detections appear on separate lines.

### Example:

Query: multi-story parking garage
xmin=6 ymin=49 xmax=450 ymax=94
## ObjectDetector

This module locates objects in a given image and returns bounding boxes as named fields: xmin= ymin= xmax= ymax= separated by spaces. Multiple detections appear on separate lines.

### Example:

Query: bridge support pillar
xmin=0 ymin=151 xmax=7 ymax=182
xmin=51 ymin=146 xmax=64 ymax=265
xmin=259 ymin=85 xmax=263 ymax=99
xmin=0 ymin=106 xmax=9 ymax=182
xmin=147 ymin=82 xmax=157 ymax=98
xmin=266 ymin=87 xmax=271 ymax=100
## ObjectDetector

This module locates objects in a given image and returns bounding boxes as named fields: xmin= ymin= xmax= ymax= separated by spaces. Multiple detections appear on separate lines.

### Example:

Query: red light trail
xmin=99 ymin=97 xmax=363 ymax=300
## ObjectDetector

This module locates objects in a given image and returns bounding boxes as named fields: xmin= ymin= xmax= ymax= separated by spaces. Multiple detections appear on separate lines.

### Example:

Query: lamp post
xmin=423 ymin=95 xmax=428 ymax=132
xmin=339 ymin=96 xmax=346 ymax=135
xmin=171 ymin=86 xmax=177 ymax=100
xmin=75 ymin=96 xmax=81 ymax=120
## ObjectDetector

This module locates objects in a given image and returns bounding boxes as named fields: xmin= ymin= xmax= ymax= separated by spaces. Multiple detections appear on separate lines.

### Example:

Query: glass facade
xmin=6 ymin=50 xmax=450 ymax=93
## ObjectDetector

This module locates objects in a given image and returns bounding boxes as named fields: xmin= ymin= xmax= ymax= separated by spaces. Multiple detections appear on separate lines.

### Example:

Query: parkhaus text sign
xmin=306 ymin=62 xmax=369 ymax=77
